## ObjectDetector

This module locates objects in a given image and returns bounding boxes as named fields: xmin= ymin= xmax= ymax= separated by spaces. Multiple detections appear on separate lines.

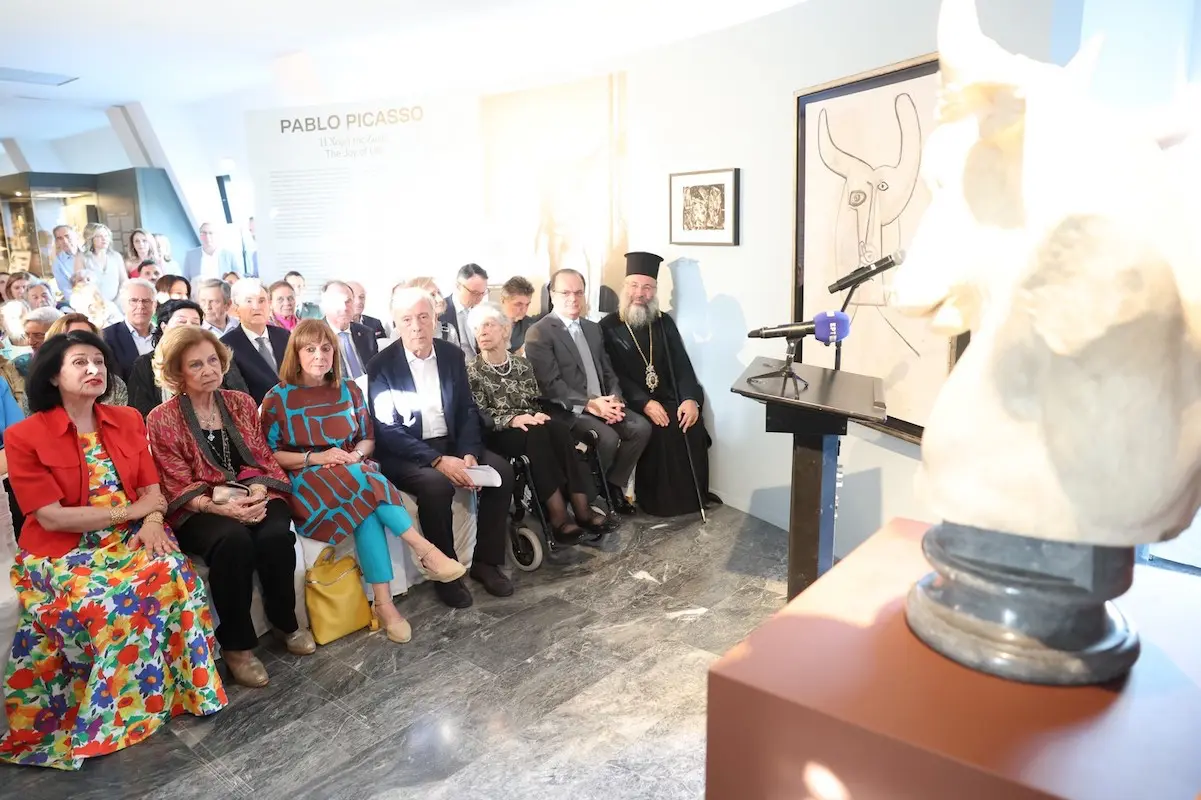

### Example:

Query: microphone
xmin=827 ymin=250 xmax=905 ymax=294
xmin=747 ymin=311 xmax=851 ymax=343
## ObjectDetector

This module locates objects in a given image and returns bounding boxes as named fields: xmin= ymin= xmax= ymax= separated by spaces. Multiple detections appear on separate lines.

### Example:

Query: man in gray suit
xmin=182 ymin=222 xmax=242 ymax=283
xmin=525 ymin=268 xmax=650 ymax=514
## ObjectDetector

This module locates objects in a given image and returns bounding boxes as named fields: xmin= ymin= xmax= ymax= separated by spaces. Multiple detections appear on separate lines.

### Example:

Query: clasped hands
xmin=310 ymin=447 xmax=364 ymax=467
xmin=644 ymin=399 xmax=699 ymax=432
xmin=126 ymin=492 xmax=176 ymax=557
xmin=434 ymin=453 xmax=480 ymax=489
xmin=585 ymin=395 xmax=626 ymax=424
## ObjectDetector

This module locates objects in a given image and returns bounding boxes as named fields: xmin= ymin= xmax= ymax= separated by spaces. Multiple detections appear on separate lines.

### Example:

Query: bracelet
xmin=110 ymin=505 xmax=129 ymax=527
xmin=145 ymin=511 xmax=164 ymax=526
xmin=303 ymin=451 xmax=311 ymax=468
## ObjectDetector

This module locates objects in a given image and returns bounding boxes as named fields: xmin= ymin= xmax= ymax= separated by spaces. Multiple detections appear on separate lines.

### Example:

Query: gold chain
xmin=625 ymin=322 xmax=660 ymax=392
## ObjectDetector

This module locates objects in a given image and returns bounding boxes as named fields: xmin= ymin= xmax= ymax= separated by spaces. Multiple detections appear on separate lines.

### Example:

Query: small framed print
xmin=669 ymin=168 xmax=740 ymax=246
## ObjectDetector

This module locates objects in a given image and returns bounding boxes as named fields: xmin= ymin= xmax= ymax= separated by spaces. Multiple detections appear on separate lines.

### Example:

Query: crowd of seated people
xmin=0 ymin=250 xmax=715 ymax=772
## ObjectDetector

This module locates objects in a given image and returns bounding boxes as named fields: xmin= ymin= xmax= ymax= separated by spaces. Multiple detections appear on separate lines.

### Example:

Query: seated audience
xmin=137 ymin=259 xmax=161 ymax=283
xmin=348 ymin=280 xmax=387 ymax=340
xmin=154 ymin=274 xmax=191 ymax=304
xmin=44 ymin=314 xmax=130 ymax=409
xmin=6 ymin=272 xmax=32 ymax=303
xmin=127 ymin=299 xmax=251 ymax=418
xmin=124 ymin=228 xmax=160 ymax=276
xmin=197 ymin=278 xmax=239 ymax=336
xmin=23 ymin=282 xmax=55 ymax=311
xmin=221 ymin=279 xmax=290 ymax=404
xmin=102 ymin=279 xmax=157 ymax=380
xmin=500 ymin=276 xmax=540 ymax=354
xmin=12 ymin=307 xmax=64 ymax=381
xmin=284 ymin=271 xmax=322 ymax=319
xmin=440 ymin=263 xmax=488 ymax=357
xmin=262 ymin=320 xmax=466 ymax=643
xmin=147 ymin=326 xmax=312 ymax=688
xmin=73 ymin=224 xmax=126 ymax=305
xmin=70 ymin=283 xmax=122 ymax=330
xmin=525 ymin=268 xmax=649 ymax=514
xmin=321 ymin=280 xmax=377 ymax=381
xmin=268 ymin=279 xmax=299 ymax=331
xmin=368 ymin=287 xmax=515 ymax=608
xmin=0 ymin=330 xmax=225 ymax=770
xmin=403 ymin=277 xmax=460 ymax=346
xmin=466 ymin=303 xmax=616 ymax=542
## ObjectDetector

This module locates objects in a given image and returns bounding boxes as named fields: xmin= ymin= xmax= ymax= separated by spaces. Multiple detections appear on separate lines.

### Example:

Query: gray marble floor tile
xmin=220 ymin=714 xmax=358 ymax=797
xmin=578 ymin=589 xmax=719 ymax=659
xmin=142 ymin=757 xmax=255 ymax=799
xmin=449 ymin=595 xmax=598 ymax=673
xmin=261 ymin=643 xmax=377 ymax=700
xmin=326 ymin=606 xmax=497 ymax=680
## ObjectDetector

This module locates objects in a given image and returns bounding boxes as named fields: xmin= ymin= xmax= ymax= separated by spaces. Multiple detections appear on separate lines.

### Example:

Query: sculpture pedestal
xmin=706 ymin=519 xmax=1201 ymax=800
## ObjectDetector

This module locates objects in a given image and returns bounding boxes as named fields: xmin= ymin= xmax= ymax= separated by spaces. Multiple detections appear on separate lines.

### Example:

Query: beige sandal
xmin=416 ymin=546 xmax=466 ymax=583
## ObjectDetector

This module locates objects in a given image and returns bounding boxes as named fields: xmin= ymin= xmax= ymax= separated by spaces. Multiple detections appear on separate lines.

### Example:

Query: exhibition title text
xmin=279 ymin=106 xmax=423 ymax=134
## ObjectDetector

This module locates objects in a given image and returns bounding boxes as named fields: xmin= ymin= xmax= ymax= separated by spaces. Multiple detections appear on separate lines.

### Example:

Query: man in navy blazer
xmin=220 ymin=278 xmax=290 ymax=404
xmin=102 ymin=279 xmax=157 ymax=381
xmin=367 ymin=286 xmax=514 ymax=608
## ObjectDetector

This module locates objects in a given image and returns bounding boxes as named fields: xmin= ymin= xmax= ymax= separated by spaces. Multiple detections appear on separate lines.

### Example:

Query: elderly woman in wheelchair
xmin=465 ymin=302 xmax=618 ymax=545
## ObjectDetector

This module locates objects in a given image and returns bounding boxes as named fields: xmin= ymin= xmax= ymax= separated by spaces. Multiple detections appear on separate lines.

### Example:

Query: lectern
xmin=731 ymin=356 xmax=885 ymax=598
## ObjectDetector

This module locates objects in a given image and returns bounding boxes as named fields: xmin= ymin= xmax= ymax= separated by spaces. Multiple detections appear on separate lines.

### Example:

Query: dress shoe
xmin=370 ymin=606 xmax=412 ymax=644
xmin=552 ymin=525 xmax=585 ymax=546
xmin=274 ymin=627 xmax=316 ymax=656
xmin=469 ymin=563 xmax=514 ymax=597
xmin=224 ymin=651 xmax=269 ymax=688
xmin=416 ymin=546 xmax=467 ymax=583
xmin=434 ymin=577 xmax=474 ymax=608
xmin=608 ymin=486 xmax=637 ymax=515
xmin=581 ymin=514 xmax=620 ymax=535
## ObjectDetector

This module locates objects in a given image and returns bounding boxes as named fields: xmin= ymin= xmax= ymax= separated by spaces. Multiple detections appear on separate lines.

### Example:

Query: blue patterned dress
xmin=259 ymin=381 xmax=408 ymax=544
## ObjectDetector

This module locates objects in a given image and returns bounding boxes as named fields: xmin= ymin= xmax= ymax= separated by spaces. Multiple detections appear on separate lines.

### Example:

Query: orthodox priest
xmin=600 ymin=251 xmax=717 ymax=517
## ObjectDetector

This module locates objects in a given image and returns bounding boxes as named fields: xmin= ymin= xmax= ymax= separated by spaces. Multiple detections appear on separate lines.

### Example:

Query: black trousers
xmin=570 ymin=411 xmax=652 ymax=489
xmin=487 ymin=420 xmax=591 ymax=505
xmin=378 ymin=439 xmax=513 ymax=568
xmin=175 ymin=498 xmax=298 ymax=651
xmin=5 ymin=478 xmax=24 ymax=541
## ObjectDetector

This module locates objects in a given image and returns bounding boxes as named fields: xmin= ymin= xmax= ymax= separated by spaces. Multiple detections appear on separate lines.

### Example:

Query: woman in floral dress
xmin=0 ymin=330 xmax=225 ymax=770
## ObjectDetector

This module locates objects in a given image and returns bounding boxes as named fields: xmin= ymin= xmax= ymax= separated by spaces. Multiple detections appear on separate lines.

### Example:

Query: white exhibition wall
xmin=49 ymin=127 xmax=131 ymax=174
xmin=179 ymin=0 xmax=1059 ymax=536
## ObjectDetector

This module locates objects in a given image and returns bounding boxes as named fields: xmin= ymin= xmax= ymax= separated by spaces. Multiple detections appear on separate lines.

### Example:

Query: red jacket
xmin=8 ymin=404 xmax=161 ymax=559
xmin=146 ymin=390 xmax=290 ymax=527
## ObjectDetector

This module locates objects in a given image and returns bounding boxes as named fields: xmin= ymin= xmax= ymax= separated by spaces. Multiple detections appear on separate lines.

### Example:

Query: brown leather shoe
xmin=224 ymin=650 xmax=269 ymax=688
xmin=274 ymin=627 xmax=316 ymax=656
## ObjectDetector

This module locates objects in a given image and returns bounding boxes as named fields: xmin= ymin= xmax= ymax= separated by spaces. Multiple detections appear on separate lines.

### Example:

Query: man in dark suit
xmin=322 ymin=281 xmax=378 ymax=380
xmin=525 ymin=268 xmax=650 ymax=514
xmin=102 ymin=278 xmax=157 ymax=380
xmin=500 ymin=275 xmax=543 ymax=354
xmin=348 ymin=280 xmax=387 ymax=340
xmin=220 ymin=278 xmax=289 ymax=404
xmin=367 ymin=286 xmax=514 ymax=609
xmin=438 ymin=263 xmax=488 ymax=358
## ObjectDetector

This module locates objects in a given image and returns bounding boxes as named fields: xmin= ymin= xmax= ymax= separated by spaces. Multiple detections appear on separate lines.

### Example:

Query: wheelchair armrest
xmin=476 ymin=408 xmax=497 ymax=432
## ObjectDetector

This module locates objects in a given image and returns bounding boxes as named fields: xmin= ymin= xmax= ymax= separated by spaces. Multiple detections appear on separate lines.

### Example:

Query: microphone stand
xmin=833 ymin=281 xmax=859 ymax=372
xmin=746 ymin=335 xmax=809 ymax=398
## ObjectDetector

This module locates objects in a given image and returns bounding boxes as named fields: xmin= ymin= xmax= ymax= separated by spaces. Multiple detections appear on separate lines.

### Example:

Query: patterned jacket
xmin=465 ymin=354 xmax=542 ymax=430
xmin=146 ymin=389 xmax=290 ymax=526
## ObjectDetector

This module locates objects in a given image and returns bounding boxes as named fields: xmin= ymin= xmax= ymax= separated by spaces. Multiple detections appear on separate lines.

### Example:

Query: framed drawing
xmin=793 ymin=54 xmax=967 ymax=443
xmin=669 ymin=168 xmax=740 ymax=246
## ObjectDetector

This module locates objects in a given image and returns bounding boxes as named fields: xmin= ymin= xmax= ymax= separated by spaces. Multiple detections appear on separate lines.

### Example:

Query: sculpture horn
xmin=817 ymin=108 xmax=855 ymax=178
xmin=892 ymin=93 xmax=922 ymax=199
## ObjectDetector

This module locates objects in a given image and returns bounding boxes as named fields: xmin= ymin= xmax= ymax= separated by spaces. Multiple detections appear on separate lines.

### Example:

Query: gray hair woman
xmin=464 ymin=302 xmax=616 ymax=543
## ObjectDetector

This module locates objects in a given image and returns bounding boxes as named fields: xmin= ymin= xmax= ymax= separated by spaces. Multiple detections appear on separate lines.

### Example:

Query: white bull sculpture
xmin=889 ymin=0 xmax=1201 ymax=547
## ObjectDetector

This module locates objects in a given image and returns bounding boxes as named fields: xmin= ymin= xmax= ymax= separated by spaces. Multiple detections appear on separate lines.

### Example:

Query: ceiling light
xmin=0 ymin=67 xmax=78 ymax=87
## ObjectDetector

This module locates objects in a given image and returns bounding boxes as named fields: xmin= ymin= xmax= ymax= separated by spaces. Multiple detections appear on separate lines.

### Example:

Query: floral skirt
xmin=0 ymin=532 xmax=227 ymax=770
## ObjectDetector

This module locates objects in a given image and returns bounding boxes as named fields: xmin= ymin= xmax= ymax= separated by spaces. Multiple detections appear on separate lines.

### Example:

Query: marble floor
xmin=0 ymin=504 xmax=786 ymax=799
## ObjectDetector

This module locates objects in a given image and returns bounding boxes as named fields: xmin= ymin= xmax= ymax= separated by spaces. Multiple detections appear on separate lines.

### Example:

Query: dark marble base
xmin=0 ymin=505 xmax=785 ymax=799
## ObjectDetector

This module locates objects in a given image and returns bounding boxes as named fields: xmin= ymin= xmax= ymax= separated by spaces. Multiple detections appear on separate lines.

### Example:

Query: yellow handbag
xmin=305 ymin=547 xmax=372 ymax=645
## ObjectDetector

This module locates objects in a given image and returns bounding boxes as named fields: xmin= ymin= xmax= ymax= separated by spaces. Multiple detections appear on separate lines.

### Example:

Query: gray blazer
xmin=182 ymin=247 xmax=241 ymax=282
xmin=525 ymin=313 xmax=622 ymax=413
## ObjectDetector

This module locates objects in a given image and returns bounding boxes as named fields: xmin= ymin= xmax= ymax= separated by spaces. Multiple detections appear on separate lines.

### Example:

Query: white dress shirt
xmin=406 ymin=347 xmax=448 ymax=439
xmin=242 ymin=325 xmax=277 ymax=369
xmin=127 ymin=323 xmax=154 ymax=356
xmin=204 ymin=316 xmax=239 ymax=336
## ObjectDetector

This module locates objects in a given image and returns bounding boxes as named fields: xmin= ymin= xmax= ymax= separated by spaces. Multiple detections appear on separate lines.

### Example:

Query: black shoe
xmin=434 ymin=578 xmax=473 ymax=608
xmin=608 ymin=485 xmax=637 ymax=515
xmin=581 ymin=514 xmax=620 ymax=535
xmin=469 ymin=563 xmax=514 ymax=597
xmin=704 ymin=491 xmax=723 ymax=507
xmin=552 ymin=526 xmax=585 ymax=546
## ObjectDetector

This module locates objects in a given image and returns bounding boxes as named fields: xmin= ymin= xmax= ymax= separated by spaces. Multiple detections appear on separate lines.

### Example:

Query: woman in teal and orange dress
xmin=0 ymin=330 xmax=225 ymax=770
xmin=260 ymin=319 xmax=466 ymax=644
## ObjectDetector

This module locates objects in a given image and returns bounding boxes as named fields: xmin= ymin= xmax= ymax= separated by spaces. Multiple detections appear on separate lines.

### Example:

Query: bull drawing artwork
xmin=817 ymin=93 xmax=922 ymax=306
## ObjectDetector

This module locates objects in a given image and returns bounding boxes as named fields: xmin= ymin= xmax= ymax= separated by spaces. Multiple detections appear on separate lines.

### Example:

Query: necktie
xmin=340 ymin=331 xmax=364 ymax=379
xmin=458 ymin=307 xmax=475 ymax=355
xmin=255 ymin=334 xmax=277 ymax=371
xmin=569 ymin=321 xmax=602 ymax=397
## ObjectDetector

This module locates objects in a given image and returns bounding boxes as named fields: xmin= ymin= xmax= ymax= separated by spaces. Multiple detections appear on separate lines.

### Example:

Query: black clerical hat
xmin=625 ymin=251 xmax=663 ymax=280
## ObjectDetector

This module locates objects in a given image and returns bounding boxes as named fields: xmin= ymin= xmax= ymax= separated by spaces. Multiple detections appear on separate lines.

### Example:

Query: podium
xmin=731 ymin=356 xmax=885 ymax=598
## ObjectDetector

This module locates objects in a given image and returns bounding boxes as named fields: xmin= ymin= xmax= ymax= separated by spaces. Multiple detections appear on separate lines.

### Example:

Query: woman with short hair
xmin=44 ymin=313 xmax=131 ymax=409
xmin=154 ymin=275 xmax=191 ymax=304
xmin=466 ymin=302 xmax=617 ymax=542
xmin=0 ymin=330 xmax=225 ymax=770
xmin=261 ymin=320 xmax=465 ymax=643
xmin=146 ymin=326 xmax=311 ymax=687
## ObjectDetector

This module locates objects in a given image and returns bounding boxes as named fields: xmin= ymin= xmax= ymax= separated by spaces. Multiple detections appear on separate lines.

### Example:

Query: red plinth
xmin=707 ymin=518 xmax=1201 ymax=800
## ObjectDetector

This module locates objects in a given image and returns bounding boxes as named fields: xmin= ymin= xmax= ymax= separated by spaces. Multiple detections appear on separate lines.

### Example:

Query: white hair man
xmin=103 ymin=278 xmax=158 ymax=380
xmin=197 ymin=278 xmax=238 ymax=336
xmin=347 ymin=280 xmax=387 ymax=340
xmin=598 ymin=252 xmax=717 ymax=516
xmin=321 ymin=280 xmax=378 ymax=380
xmin=366 ymin=286 xmax=516 ymax=608
xmin=221 ymin=278 xmax=289 ymax=403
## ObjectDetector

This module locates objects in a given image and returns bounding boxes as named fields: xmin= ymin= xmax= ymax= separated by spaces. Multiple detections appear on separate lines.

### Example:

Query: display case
xmin=0 ymin=173 xmax=100 ymax=279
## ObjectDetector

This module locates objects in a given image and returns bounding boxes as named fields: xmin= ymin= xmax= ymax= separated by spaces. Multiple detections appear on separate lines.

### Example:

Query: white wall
xmin=49 ymin=126 xmax=132 ymax=174
xmin=0 ymin=152 xmax=13 ymax=176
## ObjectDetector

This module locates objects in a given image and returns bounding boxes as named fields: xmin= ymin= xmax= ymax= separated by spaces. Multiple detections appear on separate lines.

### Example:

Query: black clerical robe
xmin=600 ymin=311 xmax=712 ymax=516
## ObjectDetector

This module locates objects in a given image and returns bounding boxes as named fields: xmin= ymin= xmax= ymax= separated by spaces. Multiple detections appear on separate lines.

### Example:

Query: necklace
xmin=625 ymin=321 xmax=659 ymax=392
xmin=484 ymin=353 xmax=513 ymax=376
xmin=197 ymin=402 xmax=221 ymax=442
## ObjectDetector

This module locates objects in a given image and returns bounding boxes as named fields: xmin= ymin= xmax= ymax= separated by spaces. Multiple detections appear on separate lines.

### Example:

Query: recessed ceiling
xmin=0 ymin=0 xmax=804 ymax=140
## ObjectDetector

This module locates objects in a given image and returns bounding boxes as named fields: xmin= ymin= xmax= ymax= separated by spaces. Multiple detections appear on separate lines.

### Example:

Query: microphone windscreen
xmin=813 ymin=311 xmax=851 ymax=344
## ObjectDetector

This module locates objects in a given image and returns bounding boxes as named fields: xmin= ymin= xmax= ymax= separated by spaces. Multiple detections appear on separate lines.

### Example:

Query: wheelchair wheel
xmin=510 ymin=526 xmax=543 ymax=572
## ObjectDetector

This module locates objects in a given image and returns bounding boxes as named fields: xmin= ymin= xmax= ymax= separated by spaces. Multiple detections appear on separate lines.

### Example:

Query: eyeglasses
xmin=458 ymin=283 xmax=487 ymax=299
xmin=553 ymin=290 xmax=585 ymax=298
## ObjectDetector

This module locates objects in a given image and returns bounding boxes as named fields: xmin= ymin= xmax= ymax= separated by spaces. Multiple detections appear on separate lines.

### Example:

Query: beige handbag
xmin=304 ymin=547 xmax=372 ymax=645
